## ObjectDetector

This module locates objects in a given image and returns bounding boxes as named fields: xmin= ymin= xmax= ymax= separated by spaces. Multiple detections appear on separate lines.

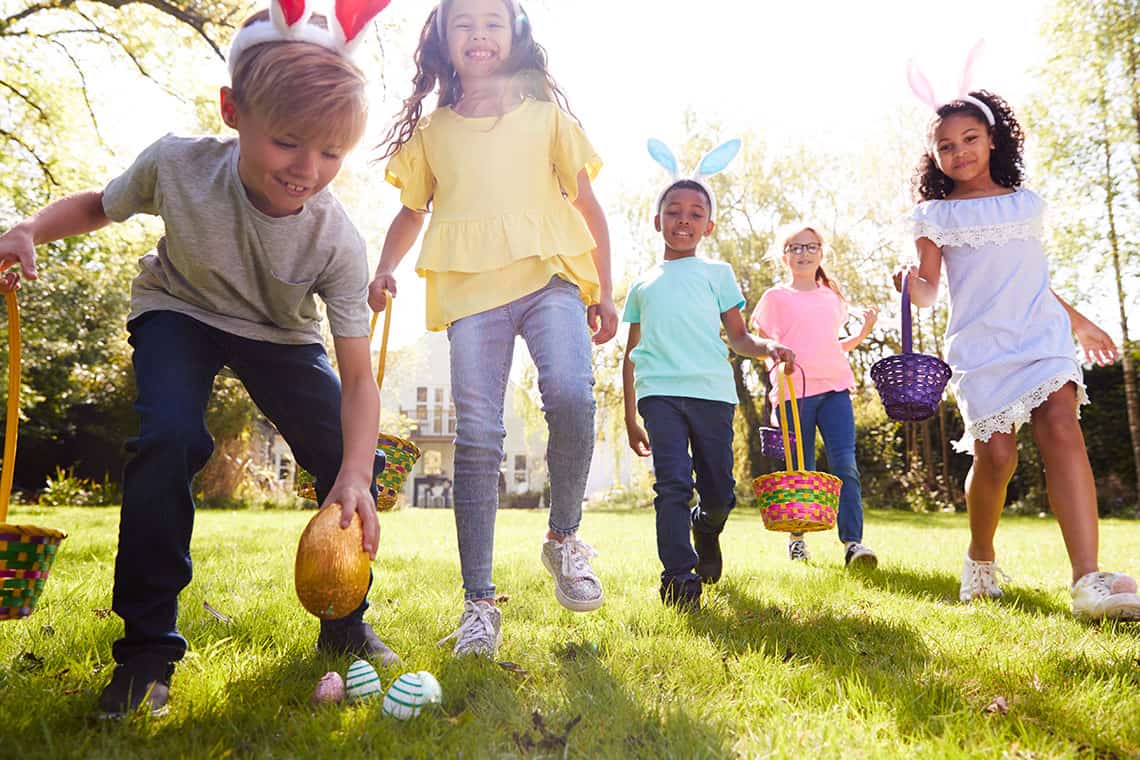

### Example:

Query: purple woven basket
xmin=870 ymin=275 xmax=952 ymax=422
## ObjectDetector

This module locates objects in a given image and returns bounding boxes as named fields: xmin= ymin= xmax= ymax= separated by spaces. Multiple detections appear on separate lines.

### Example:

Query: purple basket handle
xmin=901 ymin=273 xmax=913 ymax=355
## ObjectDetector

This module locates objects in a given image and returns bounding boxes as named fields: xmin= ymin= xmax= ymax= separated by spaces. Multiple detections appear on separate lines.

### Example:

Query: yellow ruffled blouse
xmin=385 ymin=98 xmax=602 ymax=330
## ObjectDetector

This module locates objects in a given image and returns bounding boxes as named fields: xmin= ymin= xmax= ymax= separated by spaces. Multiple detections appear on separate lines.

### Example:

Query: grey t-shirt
xmin=102 ymin=134 xmax=370 ymax=344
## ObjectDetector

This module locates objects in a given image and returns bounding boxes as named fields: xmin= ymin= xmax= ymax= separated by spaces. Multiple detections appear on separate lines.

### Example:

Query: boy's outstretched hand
xmin=768 ymin=342 xmax=796 ymax=374
xmin=0 ymin=225 xmax=39 ymax=286
xmin=325 ymin=479 xmax=380 ymax=560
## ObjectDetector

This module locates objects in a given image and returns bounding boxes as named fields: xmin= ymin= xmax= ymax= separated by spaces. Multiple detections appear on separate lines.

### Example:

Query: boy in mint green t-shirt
xmin=622 ymin=179 xmax=794 ymax=610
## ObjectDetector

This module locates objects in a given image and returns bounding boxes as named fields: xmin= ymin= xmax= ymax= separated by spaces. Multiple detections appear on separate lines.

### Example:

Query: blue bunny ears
xmin=649 ymin=138 xmax=742 ymax=217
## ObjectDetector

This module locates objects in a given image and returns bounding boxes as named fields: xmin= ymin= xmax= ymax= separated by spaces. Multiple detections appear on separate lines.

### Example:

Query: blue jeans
xmin=781 ymin=390 xmax=863 ymax=543
xmin=637 ymin=396 xmax=736 ymax=584
xmin=447 ymin=277 xmax=596 ymax=601
xmin=112 ymin=311 xmax=384 ymax=664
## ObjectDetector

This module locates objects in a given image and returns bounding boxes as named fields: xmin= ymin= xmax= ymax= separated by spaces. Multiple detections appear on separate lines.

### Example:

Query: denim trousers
xmin=781 ymin=389 xmax=863 ymax=543
xmin=113 ymin=311 xmax=383 ymax=664
xmin=637 ymin=396 xmax=736 ymax=584
xmin=447 ymin=278 xmax=595 ymax=601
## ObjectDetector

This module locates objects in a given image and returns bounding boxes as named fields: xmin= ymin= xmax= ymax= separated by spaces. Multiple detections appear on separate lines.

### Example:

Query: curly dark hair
xmin=910 ymin=89 xmax=1024 ymax=202
xmin=378 ymin=1 xmax=577 ymax=159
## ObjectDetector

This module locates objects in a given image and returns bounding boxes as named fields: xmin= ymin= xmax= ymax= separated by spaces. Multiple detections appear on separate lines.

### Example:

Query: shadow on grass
xmin=851 ymin=564 xmax=1069 ymax=616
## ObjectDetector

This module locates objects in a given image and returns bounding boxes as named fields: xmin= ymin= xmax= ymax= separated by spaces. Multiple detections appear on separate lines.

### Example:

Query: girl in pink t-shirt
xmin=751 ymin=223 xmax=878 ymax=568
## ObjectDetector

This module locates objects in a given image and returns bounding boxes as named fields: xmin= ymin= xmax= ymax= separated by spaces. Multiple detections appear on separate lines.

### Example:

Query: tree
xmin=1033 ymin=0 xmax=1140 ymax=504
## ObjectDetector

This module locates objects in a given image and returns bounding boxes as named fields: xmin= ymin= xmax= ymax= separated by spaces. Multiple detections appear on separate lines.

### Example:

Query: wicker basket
xmin=870 ymin=274 xmax=951 ymax=422
xmin=295 ymin=293 xmax=420 ymax=510
xmin=753 ymin=367 xmax=839 ymax=533
xmin=1 ymin=292 xmax=66 ymax=621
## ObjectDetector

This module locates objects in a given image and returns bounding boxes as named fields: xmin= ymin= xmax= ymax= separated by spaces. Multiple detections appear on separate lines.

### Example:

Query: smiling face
xmin=932 ymin=112 xmax=995 ymax=185
xmin=655 ymin=186 xmax=714 ymax=259
xmin=222 ymin=90 xmax=346 ymax=217
xmin=444 ymin=0 xmax=514 ymax=84
xmin=781 ymin=228 xmax=823 ymax=278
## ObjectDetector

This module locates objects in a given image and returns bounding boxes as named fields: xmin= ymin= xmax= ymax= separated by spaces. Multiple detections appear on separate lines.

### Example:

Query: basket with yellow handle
xmin=295 ymin=291 xmax=420 ymax=511
xmin=1 ymin=292 xmax=67 ymax=621
xmin=752 ymin=364 xmax=840 ymax=532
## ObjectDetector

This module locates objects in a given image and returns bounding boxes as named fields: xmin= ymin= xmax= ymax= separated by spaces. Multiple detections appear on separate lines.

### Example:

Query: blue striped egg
xmin=344 ymin=659 xmax=382 ymax=702
xmin=381 ymin=671 xmax=442 ymax=720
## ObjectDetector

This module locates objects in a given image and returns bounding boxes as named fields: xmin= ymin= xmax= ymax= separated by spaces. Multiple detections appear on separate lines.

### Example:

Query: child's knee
xmin=975 ymin=437 xmax=1018 ymax=479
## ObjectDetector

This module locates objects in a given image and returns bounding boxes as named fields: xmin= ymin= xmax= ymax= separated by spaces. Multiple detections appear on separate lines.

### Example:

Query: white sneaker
xmin=438 ymin=600 xmax=502 ymax=657
xmin=1071 ymin=571 xmax=1140 ymax=621
xmin=844 ymin=542 xmax=878 ymax=570
xmin=541 ymin=536 xmax=604 ymax=612
xmin=959 ymin=555 xmax=1009 ymax=602
xmin=787 ymin=537 xmax=809 ymax=562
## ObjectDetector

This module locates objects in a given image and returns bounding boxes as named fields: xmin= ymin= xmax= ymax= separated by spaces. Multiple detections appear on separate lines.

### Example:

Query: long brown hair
xmin=378 ymin=1 xmax=577 ymax=159
xmin=768 ymin=222 xmax=845 ymax=301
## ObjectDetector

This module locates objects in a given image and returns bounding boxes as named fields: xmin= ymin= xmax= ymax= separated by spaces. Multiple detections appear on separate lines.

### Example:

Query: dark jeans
xmin=112 ymin=311 xmax=383 ymax=664
xmin=781 ymin=390 xmax=863 ymax=543
xmin=637 ymin=396 xmax=736 ymax=584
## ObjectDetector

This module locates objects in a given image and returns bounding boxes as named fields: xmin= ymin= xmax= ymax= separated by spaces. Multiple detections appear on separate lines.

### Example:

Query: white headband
xmin=227 ymin=0 xmax=392 ymax=77
xmin=435 ymin=0 xmax=527 ymax=39
xmin=648 ymin=138 xmax=742 ymax=219
xmin=906 ymin=40 xmax=996 ymax=127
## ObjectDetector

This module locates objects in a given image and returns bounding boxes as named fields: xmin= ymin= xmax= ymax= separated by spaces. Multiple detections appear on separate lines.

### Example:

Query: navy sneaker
xmin=96 ymin=653 xmax=173 ymax=718
xmin=317 ymin=618 xmax=399 ymax=666
xmin=692 ymin=526 xmax=723 ymax=584
xmin=660 ymin=576 xmax=702 ymax=611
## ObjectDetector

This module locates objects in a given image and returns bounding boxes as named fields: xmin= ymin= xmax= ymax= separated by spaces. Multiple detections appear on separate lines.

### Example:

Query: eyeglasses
xmin=784 ymin=243 xmax=822 ymax=256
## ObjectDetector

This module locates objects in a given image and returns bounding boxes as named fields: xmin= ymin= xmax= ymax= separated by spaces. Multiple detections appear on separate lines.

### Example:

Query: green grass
xmin=1 ymin=506 xmax=1138 ymax=759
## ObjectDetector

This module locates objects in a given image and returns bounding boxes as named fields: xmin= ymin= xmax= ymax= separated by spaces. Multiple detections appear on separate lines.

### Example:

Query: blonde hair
xmin=768 ymin=222 xmax=845 ymax=301
xmin=230 ymin=12 xmax=368 ymax=149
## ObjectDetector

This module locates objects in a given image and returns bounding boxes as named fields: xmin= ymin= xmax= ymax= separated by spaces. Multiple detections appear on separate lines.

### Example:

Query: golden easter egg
xmin=294 ymin=504 xmax=372 ymax=619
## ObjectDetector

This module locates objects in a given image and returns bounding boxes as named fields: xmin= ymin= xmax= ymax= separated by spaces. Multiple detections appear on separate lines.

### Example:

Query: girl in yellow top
xmin=370 ymin=0 xmax=616 ymax=658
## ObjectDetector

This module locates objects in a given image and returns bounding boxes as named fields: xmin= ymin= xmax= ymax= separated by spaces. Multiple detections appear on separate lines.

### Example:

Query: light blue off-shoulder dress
xmin=910 ymin=188 xmax=1086 ymax=453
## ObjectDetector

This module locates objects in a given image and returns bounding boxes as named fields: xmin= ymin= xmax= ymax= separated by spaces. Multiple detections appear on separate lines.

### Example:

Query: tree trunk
xmin=1099 ymin=103 xmax=1140 ymax=504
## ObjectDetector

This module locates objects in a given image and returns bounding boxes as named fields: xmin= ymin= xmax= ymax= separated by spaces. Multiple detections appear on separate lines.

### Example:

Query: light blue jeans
xmin=447 ymin=277 xmax=596 ymax=601
xmin=782 ymin=390 xmax=864 ymax=544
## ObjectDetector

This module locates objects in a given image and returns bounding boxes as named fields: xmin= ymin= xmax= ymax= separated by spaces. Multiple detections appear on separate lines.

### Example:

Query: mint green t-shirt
xmin=623 ymin=256 xmax=746 ymax=404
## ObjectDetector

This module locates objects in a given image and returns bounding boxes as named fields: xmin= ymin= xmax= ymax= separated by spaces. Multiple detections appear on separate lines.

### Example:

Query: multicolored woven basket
xmin=1 ymin=292 xmax=66 ymax=621
xmin=870 ymin=274 xmax=951 ymax=422
xmin=753 ymin=366 xmax=839 ymax=533
xmin=295 ymin=293 xmax=421 ymax=511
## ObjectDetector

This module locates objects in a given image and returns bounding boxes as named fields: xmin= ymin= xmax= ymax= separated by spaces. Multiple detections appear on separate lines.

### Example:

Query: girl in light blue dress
xmin=899 ymin=88 xmax=1139 ymax=622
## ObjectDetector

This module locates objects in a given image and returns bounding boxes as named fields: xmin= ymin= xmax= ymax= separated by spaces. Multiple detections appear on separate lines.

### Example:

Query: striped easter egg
xmin=381 ymin=671 xmax=442 ymax=720
xmin=345 ymin=659 xmax=383 ymax=702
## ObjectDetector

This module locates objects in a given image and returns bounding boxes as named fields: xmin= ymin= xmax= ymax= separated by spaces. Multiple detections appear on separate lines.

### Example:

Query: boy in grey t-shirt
xmin=0 ymin=6 xmax=393 ymax=717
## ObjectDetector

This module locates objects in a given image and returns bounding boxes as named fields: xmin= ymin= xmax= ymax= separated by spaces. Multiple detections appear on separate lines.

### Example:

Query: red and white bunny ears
xmin=907 ymin=40 xmax=995 ymax=126
xmin=228 ymin=0 xmax=392 ymax=75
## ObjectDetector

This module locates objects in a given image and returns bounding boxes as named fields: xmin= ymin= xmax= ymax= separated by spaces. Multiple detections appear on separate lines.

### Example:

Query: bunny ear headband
xmin=435 ymin=0 xmax=527 ymax=39
xmin=648 ymin=138 xmax=742 ymax=218
xmin=228 ymin=0 xmax=392 ymax=76
xmin=907 ymin=39 xmax=995 ymax=127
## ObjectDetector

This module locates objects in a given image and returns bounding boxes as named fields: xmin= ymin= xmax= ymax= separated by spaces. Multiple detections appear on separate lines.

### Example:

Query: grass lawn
xmin=1 ymin=505 xmax=1138 ymax=759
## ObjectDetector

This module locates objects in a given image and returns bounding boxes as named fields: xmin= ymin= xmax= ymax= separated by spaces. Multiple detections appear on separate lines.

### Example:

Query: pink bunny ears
xmin=906 ymin=40 xmax=995 ymax=126
xmin=228 ymin=0 xmax=392 ymax=75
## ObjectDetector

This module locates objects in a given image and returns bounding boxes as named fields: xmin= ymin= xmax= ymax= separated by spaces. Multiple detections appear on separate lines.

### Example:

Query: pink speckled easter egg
xmin=311 ymin=671 xmax=346 ymax=705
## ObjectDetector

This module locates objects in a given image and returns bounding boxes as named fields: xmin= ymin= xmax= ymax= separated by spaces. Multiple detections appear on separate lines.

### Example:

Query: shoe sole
xmin=1075 ymin=593 xmax=1140 ymax=622
xmin=846 ymin=552 xmax=878 ymax=570
xmin=541 ymin=553 xmax=604 ymax=613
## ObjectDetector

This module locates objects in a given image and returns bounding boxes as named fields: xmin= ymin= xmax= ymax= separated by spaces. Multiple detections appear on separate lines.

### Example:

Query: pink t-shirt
xmin=750 ymin=284 xmax=856 ymax=399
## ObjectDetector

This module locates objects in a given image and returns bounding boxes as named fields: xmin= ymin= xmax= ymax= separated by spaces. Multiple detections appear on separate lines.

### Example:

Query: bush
xmin=38 ymin=466 xmax=120 ymax=506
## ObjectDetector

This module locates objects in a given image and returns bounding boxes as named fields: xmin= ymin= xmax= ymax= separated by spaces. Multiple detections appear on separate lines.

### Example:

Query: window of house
xmin=434 ymin=388 xmax=444 ymax=403
xmin=424 ymin=450 xmax=442 ymax=476
xmin=514 ymin=454 xmax=527 ymax=472
xmin=417 ymin=387 xmax=428 ymax=402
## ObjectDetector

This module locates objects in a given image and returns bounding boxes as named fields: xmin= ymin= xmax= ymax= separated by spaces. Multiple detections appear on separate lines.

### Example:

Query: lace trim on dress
xmin=914 ymin=216 xmax=1043 ymax=249
xmin=953 ymin=369 xmax=1088 ymax=453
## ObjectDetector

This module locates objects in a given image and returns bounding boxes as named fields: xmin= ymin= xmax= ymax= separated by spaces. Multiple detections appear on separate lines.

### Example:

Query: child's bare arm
xmin=841 ymin=306 xmax=878 ymax=352
xmin=571 ymin=170 xmax=618 ymax=344
xmin=722 ymin=307 xmax=796 ymax=369
xmin=895 ymin=237 xmax=942 ymax=307
xmin=369 ymin=206 xmax=426 ymax=312
xmin=622 ymin=324 xmax=650 ymax=456
xmin=0 ymin=191 xmax=112 ymax=283
xmin=1052 ymin=289 xmax=1119 ymax=365
xmin=330 ymin=335 xmax=381 ymax=558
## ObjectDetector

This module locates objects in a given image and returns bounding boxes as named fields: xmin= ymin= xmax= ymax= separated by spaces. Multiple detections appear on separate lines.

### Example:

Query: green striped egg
xmin=381 ymin=671 xmax=442 ymax=720
xmin=345 ymin=659 xmax=382 ymax=702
